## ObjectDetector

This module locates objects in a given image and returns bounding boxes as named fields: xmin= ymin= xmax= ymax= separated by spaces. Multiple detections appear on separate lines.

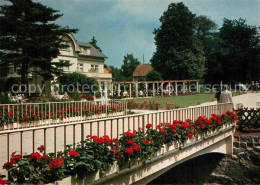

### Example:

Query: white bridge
xmin=0 ymin=102 xmax=234 ymax=184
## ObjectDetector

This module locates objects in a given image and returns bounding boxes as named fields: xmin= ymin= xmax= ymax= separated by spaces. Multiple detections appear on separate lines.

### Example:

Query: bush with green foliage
xmin=58 ymin=72 xmax=98 ymax=94
xmin=146 ymin=70 xmax=163 ymax=81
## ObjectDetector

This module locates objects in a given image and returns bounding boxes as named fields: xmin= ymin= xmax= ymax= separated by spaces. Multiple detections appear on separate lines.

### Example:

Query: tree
xmin=108 ymin=66 xmax=125 ymax=82
xmin=57 ymin=72 xmax=98 ymax=93
xmin=193 ymin=16 xmax=222 ymax=83
xmin=0 ymin=0 xmax=77 ymax=84
xmin=146 ymin=70 xmax=163 ymax=81
xmin=219 ymin=18 xmax=260 ymax=83
xmin=121 ymin=54 xmax=140 ymax=81
xmin=194 ymin=15 xmax=218 ymax=40
xmin=151 ymin=2 xmax=205 ymax=80
xmin=89 ymin=36 xmax=102 ymax=52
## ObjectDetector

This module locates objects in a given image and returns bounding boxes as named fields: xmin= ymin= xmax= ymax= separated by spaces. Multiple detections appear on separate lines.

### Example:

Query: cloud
xmin=38 ymin=0 xmax=260 ymax=68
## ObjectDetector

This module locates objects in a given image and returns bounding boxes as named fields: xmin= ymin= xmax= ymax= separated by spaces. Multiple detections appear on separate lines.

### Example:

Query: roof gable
xmin=133 ymin=64 xmax=153 ymax=77
xmin=78 ymin=41 xmax=107 ymax=58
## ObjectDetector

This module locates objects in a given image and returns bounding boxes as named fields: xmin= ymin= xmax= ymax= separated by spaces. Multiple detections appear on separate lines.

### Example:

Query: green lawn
xmin=131 ymin=94 xmax=216 ymax=108
xmin=131 ymin=92 xmax=244 ymax=108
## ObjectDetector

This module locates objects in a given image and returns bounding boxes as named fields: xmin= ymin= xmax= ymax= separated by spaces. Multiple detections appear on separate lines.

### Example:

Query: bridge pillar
xmin=226 ymin=134 xmax=234 ymax=155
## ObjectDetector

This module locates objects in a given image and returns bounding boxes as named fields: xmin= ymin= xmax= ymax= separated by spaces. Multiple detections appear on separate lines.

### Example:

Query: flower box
xmin=164 ymin=142 xmax=178 ymax=152
xmin=119 ymin=161 xmax=130 ymax=171
xmin=100 ymin=161 xmax=118 ymax=178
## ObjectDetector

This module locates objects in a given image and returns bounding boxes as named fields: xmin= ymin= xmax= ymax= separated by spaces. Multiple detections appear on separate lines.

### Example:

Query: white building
xmin=4 ymin=32 xmax=112 ymax=95
xmin=55 ymin=33 xmax=112 ymax=85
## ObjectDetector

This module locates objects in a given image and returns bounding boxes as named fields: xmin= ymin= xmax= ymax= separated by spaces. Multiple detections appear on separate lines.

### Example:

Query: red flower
xmin=13 ymin=154 xmax=22 ymax=162
xmin=169 ymin=124 xmax=177 ymax=129
xmin=123 ymin=131 xmax=136 ymax=138
xmin=188 ymin=133 xmax=194 ymax=139
xmin=37 ymin=145 xmax=45 ymax=152
xmin=143 ymin=140 xmax=150 ymax=144
xmin=6 ymin=112 xmax=14 ymax=116
xmin=3 ymin=162 xmax=13 ymax=169
xmin=22 ymin=115 xmax=29 ymax=121
xmin=171 ymin=129 xmax=176 ymax=133
xmin=29 ymin=152 xmax=42 ymax=161
xmin=68 ymin=150 xmax=78 ymax=156
xmin=128 ymin=140 xmax=135 ymax=144
xmin=200 ymin=124 xmax=206 ymax=129
xmin=49 ymin=157 xmax=64 ymax=169
xmin=132 ymin=144 xmax=139 ymax=152
xmin=146 ymin=123 xmax=152 ymax=129
xmin=125 ymin=148 xmax=134 ymax=155
xmin=42 ymin=155 xmax=50 ymax=160
xmin=0 ymin=178 xmax=7 ymax=185
xmin=182 ymin=123 xmax=188 ymax=128
xmin=159 ymin=128 xmax=165 ymax=133
xmin=91 ymin=135 xmax=98 ymax=140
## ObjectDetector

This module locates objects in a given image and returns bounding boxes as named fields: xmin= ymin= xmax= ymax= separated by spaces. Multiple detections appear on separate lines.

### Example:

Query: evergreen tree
xmin=121 ymin=53 xmax=140 ymax=81
xmin=89 ymin=36 xmax=102 ymax=52
xmin=151 ymin=2 xmax=205 ymax=80
xmin=0 ymin=0 xmax=77 ymax=84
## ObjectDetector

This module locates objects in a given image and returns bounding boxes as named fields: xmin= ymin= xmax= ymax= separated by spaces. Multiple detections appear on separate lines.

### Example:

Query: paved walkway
xmin=197 ymin=92 xmax=260 ymax=108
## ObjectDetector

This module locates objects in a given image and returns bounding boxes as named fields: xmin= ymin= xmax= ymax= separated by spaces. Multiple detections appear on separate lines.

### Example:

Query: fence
xmin=0 ymin=102 xmax=233 ymax=175
xmin=0 ymin=99 xmax=127 ymax=131
xmin=236 ymin=107 xmax=260 ymax=131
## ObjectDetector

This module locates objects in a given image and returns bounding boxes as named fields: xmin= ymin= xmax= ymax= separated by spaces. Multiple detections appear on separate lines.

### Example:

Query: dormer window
xmin=81 ymin=47 xmax=90 ymax=55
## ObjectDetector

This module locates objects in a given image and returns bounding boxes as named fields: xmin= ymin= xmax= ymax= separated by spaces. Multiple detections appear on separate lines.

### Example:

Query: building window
xmin=81 ymin=47 xmax=90 ymax=55
xmin=77 ymin=63 xmax=84 ymax=72
xmin=90 ymin=64 xmax=98 ymax=73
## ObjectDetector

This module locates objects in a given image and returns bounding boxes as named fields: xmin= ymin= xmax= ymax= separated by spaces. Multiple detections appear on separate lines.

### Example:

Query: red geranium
xmin=128 ymin=140 xmax=135 ymax=144
xmin=37 ymin=145 xmax=45 ymax=152
xmin=49 ymin=157 xmax=64 ymax=169
xmin=125 ymin=148 xmax=133 ymax=155
xmin=188 ymin=133 xmax=194 ymax=139
xmin=132 ymin=144 xmax=139 ymax=152
xmin=123 ymin=131 xmax=136 ymax=138
xmin=143 ymin=140 xmax=150 ymax=144
xmin=68 ymin=150 xmax=78 ymax=157
xmin=29 ymin=152 xmax=42 ymax=161
xmin=3 ymin=162 xmax=13 ymax=169
xmin=146 ymin=123 xmax=152 ymax=128
xmin=0 ymin=178 xmax=7 ymax=185
xmin=42 ymin=155 xmax=50 ymax=160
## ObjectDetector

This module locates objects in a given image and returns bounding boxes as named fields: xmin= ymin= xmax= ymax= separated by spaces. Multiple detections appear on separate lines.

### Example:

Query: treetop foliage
xmin=151 ymin=2 xmax=205 ymax=80
xmin=89 ymin=36 xmax=102 ymax=52
xmin=0 ymin=0 xmax=77 ymax=83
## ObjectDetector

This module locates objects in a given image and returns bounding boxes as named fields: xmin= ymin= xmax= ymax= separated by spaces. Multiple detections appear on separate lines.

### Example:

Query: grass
xmin=131 ymin=94 xmax=216 ymax=108
xmin=131 ymin=92 xmax=245 ymax=108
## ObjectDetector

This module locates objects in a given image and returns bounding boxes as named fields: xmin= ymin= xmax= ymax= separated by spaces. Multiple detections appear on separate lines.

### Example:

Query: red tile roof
xmin=133 ymin=64 xmax=153 ymax=77
xmin=104 ymin=67 xmax=111 ymax=74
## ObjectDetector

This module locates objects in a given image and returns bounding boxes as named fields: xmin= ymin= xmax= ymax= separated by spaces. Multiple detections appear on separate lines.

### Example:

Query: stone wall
xmin=233 ymin=136 xmax=260 ymax=155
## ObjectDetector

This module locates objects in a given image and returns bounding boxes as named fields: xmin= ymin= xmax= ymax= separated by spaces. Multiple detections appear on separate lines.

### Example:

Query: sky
xmin=36 ymin=0 xmax=260 ymax=67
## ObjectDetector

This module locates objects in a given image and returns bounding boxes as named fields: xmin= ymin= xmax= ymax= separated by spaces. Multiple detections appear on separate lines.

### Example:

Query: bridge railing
xmin=0 ymin=99 xmax=127 ymax=131
xmin=0 ymin=102 xmax=233 ymax=175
